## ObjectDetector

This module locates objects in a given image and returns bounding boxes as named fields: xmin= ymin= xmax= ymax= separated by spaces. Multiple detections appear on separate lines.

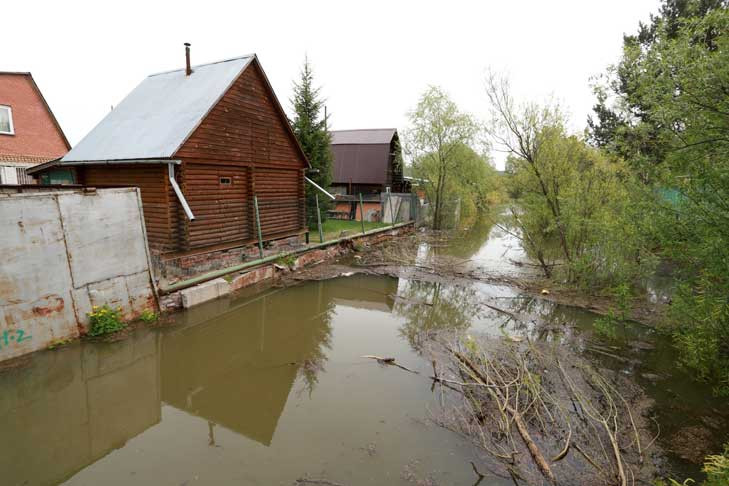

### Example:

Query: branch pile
xmin=425 ymin=334 xmax=658 ymax=485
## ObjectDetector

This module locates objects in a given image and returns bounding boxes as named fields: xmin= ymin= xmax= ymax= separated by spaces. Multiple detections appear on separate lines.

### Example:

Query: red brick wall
xmin=0 ymin=73 xmax=69 ymax=159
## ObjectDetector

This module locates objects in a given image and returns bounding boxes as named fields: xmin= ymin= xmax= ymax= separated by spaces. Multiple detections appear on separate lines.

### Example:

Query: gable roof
xmin=330 ymin=128 xmax=397 ymax=145
xmin=61 ymin=56 xmax=254 ymax=162
xmin=0 ymin=72 xmax=71 ymax=153
xmin=57 ymin=54 xmax=309 ymax=167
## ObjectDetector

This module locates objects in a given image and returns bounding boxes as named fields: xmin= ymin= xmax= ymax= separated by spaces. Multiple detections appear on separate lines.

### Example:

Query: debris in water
xmin=294 ymin=479 xmax=346 ymax=486
xmin=361 ymin=355 xmax=419 ymax=374
xmin=423 ymin=332 xmax=659 ymax=486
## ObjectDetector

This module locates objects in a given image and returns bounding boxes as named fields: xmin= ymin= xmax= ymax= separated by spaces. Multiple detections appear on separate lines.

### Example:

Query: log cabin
xmin=29 ymin=48 xmax=310 ymax=277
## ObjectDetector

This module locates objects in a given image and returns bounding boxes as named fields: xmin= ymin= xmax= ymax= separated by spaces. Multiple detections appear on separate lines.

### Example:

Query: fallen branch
xmin=294 ymin=479 xmax=345 ymax=486
xmin=450 ymin=347 xmax=558 ymax=486
xmin=361 ymin=355 xmax=419 ymax=374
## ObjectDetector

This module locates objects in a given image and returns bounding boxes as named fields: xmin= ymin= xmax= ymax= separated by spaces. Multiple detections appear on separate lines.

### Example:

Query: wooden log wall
xmin=80 ymin=164 xmax=176 ymax=252
xmin=182 ymin=163 xmax=253 ymax=250
xmin=175 ymin=58 xmax=308 ymax=251
xmin=254 ymin=167 xmax=305 ymax=239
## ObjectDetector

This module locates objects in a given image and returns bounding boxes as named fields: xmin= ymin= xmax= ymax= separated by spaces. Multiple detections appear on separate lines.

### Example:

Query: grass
xmin=310 ymin=219 xmax=389 ymax=242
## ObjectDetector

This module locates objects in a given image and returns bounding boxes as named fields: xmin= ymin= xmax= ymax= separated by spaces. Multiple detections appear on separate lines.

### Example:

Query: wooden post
xmin=253 ymin=195 xmax=264 ymax=259
xmin=359 ymin=193 xmax=366 ymax=234
xmin=315 ymin=194 xmax=324 ymax=242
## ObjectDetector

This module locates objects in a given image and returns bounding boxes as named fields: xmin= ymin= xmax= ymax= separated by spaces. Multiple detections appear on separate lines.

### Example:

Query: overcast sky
xmin=5 ymin=0 xmax=660 ymax=169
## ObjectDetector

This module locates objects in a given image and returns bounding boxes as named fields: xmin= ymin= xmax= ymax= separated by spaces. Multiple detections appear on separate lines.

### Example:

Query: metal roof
xmin=330 ymin=128 xmax=397 ymax=145
xmin=61 ymin=55 xmax=254 ymax=162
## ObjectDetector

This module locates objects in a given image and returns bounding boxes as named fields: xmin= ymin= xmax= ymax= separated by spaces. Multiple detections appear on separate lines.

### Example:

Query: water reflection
xmin=394 ymin=280 xmax=484 ymax=351
xmin=0 ymin=275 xmax=484 ymax=486
xmin=160 ymin=286 xmax=335 ymax=446
xmin=1 ymin=226 xmax=724 ymax=484
xmin=0 ymin=331 xmax=160 ymax=486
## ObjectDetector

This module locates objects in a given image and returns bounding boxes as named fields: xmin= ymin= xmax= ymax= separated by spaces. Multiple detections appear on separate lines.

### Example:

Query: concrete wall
xmin=0 ymin=187 xmax=157 ymax=361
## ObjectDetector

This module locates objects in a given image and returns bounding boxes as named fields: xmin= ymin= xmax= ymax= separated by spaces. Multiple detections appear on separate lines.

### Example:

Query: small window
xmin=0 ymin=106 xmax=13 ymax=135
xmin=219 ymin=176 xmax=232 ymax=186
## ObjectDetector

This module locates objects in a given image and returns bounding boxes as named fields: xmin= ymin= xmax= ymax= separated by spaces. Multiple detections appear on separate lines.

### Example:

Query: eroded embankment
xmin=284 ymin=230 xmax=667 ymax=327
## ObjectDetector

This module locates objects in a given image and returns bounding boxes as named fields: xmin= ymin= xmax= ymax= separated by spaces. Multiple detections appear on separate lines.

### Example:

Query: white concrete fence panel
xmin=0 ymin=187 xmax=157 ymax=361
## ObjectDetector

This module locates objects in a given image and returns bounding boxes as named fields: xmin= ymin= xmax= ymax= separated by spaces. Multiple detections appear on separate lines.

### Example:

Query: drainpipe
xmin=305 ymin=176 xmax=336 ymax=200
xmin=168 ymin=163 xmax=195 ymax=220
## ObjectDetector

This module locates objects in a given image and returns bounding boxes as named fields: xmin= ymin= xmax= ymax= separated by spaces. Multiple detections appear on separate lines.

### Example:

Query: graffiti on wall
xmin=0 ymin=330 xmax=32 ymax=349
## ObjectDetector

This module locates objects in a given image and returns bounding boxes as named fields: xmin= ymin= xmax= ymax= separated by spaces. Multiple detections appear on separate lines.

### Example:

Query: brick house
xmin=0 ymin=72 xmax=70 ymax=184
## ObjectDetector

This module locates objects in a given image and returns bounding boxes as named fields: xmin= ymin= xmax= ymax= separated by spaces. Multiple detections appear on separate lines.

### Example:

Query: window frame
xmin=0 ymin=105 xmax=14 ymax=135
xmin=219 ymin=176 xmax=233 ymax=187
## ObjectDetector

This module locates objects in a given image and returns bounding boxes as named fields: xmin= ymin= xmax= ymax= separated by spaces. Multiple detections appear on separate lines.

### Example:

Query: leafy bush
xmin=87 ymin=305 xmax=125 ymax=337
xmin=703 ymin=443 xmax=729 ymax=486
xmin=139 ymin=309 xmax=158 ymax=324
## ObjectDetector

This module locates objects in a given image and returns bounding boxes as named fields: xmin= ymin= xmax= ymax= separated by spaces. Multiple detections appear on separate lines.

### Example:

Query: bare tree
xmin=484 ymin=72 xmax=574 ymax=267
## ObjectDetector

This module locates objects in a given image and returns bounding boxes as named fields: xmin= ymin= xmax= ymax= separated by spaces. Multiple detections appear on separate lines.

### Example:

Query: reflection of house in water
xmin=160 ymin=275 xmax=398 ymax=447
xmin=0 ymin=331 xmax=161 ymax=486
xmin=160 ymin=287 xmax=335 ymax=447
xmin=0 ymin=274 xmax=401 ymax=485
xmin=329 ymin=275 xmax=398 ymax=313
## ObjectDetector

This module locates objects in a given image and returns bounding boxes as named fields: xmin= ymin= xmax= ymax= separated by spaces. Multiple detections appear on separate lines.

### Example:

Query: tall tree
xmin=290 ymin=57 xmax=333 ymax=226
xmin=590 ymin=2 xmax=729 ymax=393
xmin=405 ymin=86 xmax=478 ymax=230
xmin=587 ymin=0 xmax=728 ymax=178
xmin=486 ymin=72 xmax=651 ymax=286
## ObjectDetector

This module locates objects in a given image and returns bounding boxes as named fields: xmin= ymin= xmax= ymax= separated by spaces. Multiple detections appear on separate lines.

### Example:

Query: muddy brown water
xmin=0 ymin=218 xmax=726 ymax=485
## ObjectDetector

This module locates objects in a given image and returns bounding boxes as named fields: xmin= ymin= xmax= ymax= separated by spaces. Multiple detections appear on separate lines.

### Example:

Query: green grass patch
xmin=311 ymin=219 xmax=389 ymax=242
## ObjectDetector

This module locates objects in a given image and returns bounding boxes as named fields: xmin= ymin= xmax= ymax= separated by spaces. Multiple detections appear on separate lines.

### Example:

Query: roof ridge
xmin=331 ymin=128 xmax=397 ymax=132
xmin=149 ymin=54 xmax=256 ymax=77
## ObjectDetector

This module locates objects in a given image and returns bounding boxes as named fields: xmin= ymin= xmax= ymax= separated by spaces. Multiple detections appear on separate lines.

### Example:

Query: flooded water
xmin=1 ymin=217 xmax=726 ymax=485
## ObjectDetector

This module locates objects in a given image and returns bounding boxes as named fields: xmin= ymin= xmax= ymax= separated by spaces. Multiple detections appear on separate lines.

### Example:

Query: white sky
xmin=5 ymin=0 xmax=660 ymax=169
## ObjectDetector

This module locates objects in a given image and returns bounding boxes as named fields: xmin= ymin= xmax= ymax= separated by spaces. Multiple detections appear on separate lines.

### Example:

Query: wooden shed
xmin=329 ymin=128 xmax=405 ymax=195
xmin=30 ymin=53 xmax=309 ymax=268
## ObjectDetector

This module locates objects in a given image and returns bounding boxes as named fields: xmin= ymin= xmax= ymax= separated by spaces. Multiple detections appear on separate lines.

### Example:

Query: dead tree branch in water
xmin=361 ymin=355 xmax=419 ymax=374
xmin=424 ymin=334 xmax=655 ymax=485
xmin=294 ymin=479 xmax=345 ymax=486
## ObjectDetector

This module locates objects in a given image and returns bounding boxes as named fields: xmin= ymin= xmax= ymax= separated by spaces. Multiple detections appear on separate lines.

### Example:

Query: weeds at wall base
xmin=87 ymin=305 xmax=126 ymax=337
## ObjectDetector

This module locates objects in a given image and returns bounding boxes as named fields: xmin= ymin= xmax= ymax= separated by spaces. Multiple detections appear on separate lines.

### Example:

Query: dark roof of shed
xmin=330 ymin=128 xmax=397 ymax=145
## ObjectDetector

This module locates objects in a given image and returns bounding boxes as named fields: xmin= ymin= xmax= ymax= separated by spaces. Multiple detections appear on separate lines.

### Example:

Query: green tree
xmin=587 ymin=2 xmax=729 ymax=393
xmin=587 ymin=0 xmax=728 ymax=178
xmin=404 ymin=86 xmax=479 ymax=230
xmin=290 ymin=57 xmax=333 ymax=226
xmin=630 ymin=8 xmax=729 ymax=394
xmin=486 ymin=73 xmax=654 ymax=287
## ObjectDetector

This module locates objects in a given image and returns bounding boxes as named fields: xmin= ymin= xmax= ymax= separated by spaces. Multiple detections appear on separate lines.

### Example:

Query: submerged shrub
xmin=88 ymin=305 xmax=126 ymax=337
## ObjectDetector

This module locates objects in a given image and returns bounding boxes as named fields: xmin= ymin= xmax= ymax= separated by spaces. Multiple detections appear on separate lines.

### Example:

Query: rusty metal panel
xmin=58 ymin=190 xmax=150 ymax=286
xmin=0 ymin=194 xmax=80 ymax=358
xmin=0 ymin=188 xmax=157 ymax=361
